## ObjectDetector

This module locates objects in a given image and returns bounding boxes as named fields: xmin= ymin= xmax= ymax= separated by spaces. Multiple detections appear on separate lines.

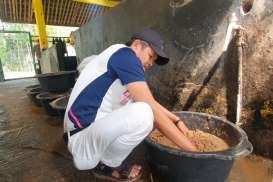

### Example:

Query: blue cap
xmin=132 ymin=28 xmax=169 ymax=65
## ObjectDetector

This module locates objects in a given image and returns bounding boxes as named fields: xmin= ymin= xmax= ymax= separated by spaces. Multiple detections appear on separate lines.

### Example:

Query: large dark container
xmin=37 ymin=71 xmax=76 ymax=93
xmin=36 ymin=92 xmax=64 ymax=116
xmin=50 ymin=95 xmax=69 ymax=118
xmin=24 ymin=84 xmax=41 ymax=91
xmin=25 ymin=87 xmax=43 ymax=107
xmin=145 ymin=111 xmax=253 ymax=182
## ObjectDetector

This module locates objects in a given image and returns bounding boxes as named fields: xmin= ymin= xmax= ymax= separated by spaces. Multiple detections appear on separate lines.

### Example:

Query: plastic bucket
xmin=24 ymin=84 xmax=41 ymax=92
xmin=25 ymin=87 xmax=43 ymax=107
xmin=50 ymin=95 xmax=69 ymax=118
xmin=36 ymin=92 xmax=64 ymax=116
xmin=145 ymin=111 xmax=253 ymax=182
xmin=37 ymin=71 xmax=76 ymax=93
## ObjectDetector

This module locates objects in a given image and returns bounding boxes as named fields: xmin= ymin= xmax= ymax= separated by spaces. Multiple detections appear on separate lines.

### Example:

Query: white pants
xmin=67 ymin=102 xmax=154 ymax=170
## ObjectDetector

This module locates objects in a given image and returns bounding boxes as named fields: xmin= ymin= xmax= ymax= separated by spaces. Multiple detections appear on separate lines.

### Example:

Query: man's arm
xmin=155 ymin=102 xmax=189 ymax=135
xmin=127 ymin=81 xmax=197 ymax=151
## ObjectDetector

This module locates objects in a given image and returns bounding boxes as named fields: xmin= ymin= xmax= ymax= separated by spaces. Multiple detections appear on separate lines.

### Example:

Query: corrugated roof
xmin=0 ymin=0 xmax=109 ymax=27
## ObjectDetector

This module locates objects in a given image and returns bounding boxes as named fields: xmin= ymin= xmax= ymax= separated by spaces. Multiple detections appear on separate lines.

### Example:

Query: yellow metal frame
xmin=32 ymin=0 xmax=48 ymax=49
xmin=74 ymin=0 xmax=122 ymax=7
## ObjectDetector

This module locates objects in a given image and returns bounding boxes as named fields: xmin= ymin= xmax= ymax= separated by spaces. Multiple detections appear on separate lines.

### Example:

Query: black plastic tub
xmin=36 ymin=92 xmax=64 ymax=116
xmin=145 ymin=111 xmax=253 ymax=182
xmin=24 ymin=84 xmax=41 ymax=91
xmin=50 ymin=95 xmax=69 ymax=118
xmin=25 ymin=87 xmax=43 ymax=107
xmin=37 ymin=71 xmax=76 ymax=93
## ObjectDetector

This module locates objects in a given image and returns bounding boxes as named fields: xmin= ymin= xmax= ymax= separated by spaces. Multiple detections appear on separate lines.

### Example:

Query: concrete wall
xmin=74 ymin=0 xmax=238 ymax=111
xmin=40 ymin=45 xmax=60 ymax=74
xmin=239 ymin=0 xmax=273 ymax=158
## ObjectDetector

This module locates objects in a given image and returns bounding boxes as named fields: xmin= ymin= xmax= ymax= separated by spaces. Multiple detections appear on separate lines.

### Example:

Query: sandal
xmin=92 ymin=162 xmax=143 ymax=182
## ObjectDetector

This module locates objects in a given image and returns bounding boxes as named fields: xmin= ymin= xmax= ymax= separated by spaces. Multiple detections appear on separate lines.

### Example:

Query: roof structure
xmin=0 ymin=0 xmax=110 ymax=27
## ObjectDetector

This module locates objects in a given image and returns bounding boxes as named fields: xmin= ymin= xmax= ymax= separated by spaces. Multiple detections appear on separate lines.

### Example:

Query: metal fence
xmin=0 ymin=31 xmax=35 ymax=80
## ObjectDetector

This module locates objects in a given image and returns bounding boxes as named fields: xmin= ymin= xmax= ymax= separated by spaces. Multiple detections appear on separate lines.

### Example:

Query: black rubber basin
xmin=145 ymin=111 xmax=253 ymax=182
xmin=25 ymin=87 xmax=43 ymax=107
xmin=37 ymin=71 xmax=76 ymax=93
xmin=36 ymin=92 xmax=64 ymax=116
xmin=24 ymin=84 xmax=41 ymax=92
xmin=50 ymin=95 xmax=69 ymax=118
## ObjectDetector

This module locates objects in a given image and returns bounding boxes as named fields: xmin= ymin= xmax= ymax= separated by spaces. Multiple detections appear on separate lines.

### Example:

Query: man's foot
xmin=92 ymin=163 xmax=142 ymax=182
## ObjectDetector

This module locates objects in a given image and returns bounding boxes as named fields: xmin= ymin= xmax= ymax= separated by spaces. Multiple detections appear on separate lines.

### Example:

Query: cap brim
xmin=155 ymin=56 xmax=169 ymax=65
xmin=150 ymin=44 xmax=169 ymax=66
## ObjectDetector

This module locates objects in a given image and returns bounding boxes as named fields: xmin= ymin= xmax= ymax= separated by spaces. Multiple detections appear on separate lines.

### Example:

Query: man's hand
xmin=154 ymin=103 xmax=190 ymax=135
xmin=176 ymin=120 xmax=189 ymax=135
xmin=127 ymin=81 xmax=198 ymax=152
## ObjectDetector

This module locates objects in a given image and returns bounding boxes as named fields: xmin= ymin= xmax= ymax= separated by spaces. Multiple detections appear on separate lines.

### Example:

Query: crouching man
xmin=63 ymin=28 xmax=197 ymax=181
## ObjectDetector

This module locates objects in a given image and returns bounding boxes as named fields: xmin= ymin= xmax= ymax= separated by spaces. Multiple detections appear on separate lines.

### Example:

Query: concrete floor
xmin=0 ymin=78 xmax=272 ymax=182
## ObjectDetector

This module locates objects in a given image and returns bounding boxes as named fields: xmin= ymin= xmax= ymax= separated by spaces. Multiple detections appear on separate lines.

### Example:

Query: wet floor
xmin=0 ymin=78 xmax=272 ymax=182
